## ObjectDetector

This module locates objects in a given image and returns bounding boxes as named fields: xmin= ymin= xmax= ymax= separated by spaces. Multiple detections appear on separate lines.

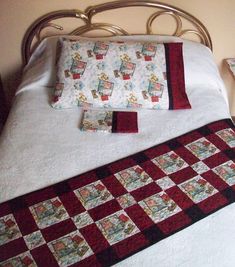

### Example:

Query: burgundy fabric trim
xmin=112 ymin=111 xmax=138 ymax=133
xmin=164 ymin=43 xmax=191 ymax=110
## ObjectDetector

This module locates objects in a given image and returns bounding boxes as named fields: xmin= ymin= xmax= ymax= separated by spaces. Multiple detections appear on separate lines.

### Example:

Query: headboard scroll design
xmin=22 ymin=0 xmax=212 ymax=64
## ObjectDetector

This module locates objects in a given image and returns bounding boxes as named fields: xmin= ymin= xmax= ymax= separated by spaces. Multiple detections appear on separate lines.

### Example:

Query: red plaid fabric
xmin=0 ymin=119 xmax=234 ymax=267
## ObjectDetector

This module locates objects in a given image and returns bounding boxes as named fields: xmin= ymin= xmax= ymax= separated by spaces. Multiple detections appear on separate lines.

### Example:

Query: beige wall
xmin=0 ymin=0 xmax=234 ymax=115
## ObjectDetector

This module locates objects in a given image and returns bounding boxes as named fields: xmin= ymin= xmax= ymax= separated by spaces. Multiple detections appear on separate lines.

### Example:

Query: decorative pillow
xmin=52 ymin=38 xmax=191 ymax=109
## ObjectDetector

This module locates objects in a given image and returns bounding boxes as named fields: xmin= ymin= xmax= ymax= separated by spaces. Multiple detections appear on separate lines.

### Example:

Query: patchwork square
xmin=216 ymin=128 xmax=235 ymax=147
xmin=116 ymin=193 xmax=137 ymax=209
xmin=156 ymin=176 xmax=176 ymax=190
xmin=186 ymin=138 xmax=220 ymax=160
xmin=178 ymin=176 xmax=218 ymax=203
xmin=139 ymin=192 xmax=181 ymax=223
xmin=29 ymin=197 xmax=69 ymax=229
xmin=74 ymin=181 xmax=113 ymax=210
xmin=191 ymin=161 xmax=210 ymax=174
xmin=115 ymin=165 xmax=153 ymax=192
xmin=152 ymin=151 xmax=188 ymax=174
xmin=0 ymin=214 xmax=22 ymax=246
xmin=24 ymin=230 xmax=46 ymax=250
xmin=213 ymin=160 xmax=235 ymax=186
xmin=0 ymin=251 xmax=37 ymax=267
xmin=48 ymin=230 xmax=93 ymax=267
xmin=72 ymin=211 xmax=94 ymax=229
xmin=96 ymin=210 xmax=139 ymax=245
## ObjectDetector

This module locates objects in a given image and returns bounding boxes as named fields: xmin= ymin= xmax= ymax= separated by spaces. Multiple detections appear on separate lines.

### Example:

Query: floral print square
xmin=115 ymin=165 xmax=153 ymax=192
xmin=29 ymin=197 xmax=69 ymax=229
xmin=191 ymin=161 xmax=210 ymax=174
xmin=186 ymin=138 xmax=220 ymax=160
xmin=0 ymin=214 xmax=21 ymax=246
xmin=0 ymin=251 xmax=36 ymax=267
xmin=156 ymin=176 xmax=176 ymax=190
xmin=139 ymin=192 xmax=181 ymax=223
xmin=72 ymin=211 xmax=94 ymax=229
xmin=96 ymin=210 xmax=139 ymax=245
xmin=117 ymin=193 xmax=136 ymax=209
xmin=48 ymin=230 xmax=93 ymax=267
xmin=213 ymin=160 xmax=235 ymax=186
xmin=74 ymin=181 xmax=113 ymax=210
xmin=152 ymin=151 xmax=188 ymax=174
xmin=179 ymin=176 xmax=218 ymax=203
xmin=216 ymin=128 xmax=235 ymax=147
xmin=24 ymin=230 xmax=46 ymax=250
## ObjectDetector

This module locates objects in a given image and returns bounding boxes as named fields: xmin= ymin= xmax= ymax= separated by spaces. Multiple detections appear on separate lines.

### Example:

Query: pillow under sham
xmin=52 ymin=38 xmax=191 ymax=110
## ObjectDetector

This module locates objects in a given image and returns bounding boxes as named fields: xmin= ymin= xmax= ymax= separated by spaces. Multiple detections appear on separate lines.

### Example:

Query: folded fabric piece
xmin=112 ymin=111 xmax=138 ymax=133
xmin=80 ymin=109 xmax=138 ymax=133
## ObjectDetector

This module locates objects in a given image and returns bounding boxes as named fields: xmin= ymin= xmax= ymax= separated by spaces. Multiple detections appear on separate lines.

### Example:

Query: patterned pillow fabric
xmin=52 ymin=38 xmax=191 ymax=109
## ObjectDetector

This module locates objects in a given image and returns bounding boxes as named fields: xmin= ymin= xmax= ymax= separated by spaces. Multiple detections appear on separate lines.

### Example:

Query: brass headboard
xmin=22 ymin=0 xmax=212 ymax=65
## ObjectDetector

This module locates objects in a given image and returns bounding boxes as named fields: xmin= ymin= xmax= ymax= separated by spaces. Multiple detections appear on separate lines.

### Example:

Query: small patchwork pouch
xmin=80 ymin=110 xmax=138 ymax=133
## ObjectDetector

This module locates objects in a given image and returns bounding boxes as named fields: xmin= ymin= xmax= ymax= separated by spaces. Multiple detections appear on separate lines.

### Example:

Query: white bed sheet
xmin=0 ymin=37 xmax=234 ymax=267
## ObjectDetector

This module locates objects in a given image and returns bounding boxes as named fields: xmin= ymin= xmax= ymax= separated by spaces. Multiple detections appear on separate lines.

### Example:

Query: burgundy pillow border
xmin=164 ymin=43 xmax=191 ymax=110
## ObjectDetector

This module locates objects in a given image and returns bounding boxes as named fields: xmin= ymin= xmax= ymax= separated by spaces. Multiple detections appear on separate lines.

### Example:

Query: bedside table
xmin=225 ymin=59 xmax=235 ymax=124
xmin=226 ymin=58 xmax=235 ymax=78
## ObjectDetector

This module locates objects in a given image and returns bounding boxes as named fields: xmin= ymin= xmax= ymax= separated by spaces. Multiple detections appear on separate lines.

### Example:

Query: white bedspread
xmin=0 ymin=37 xmax=234 ymax=266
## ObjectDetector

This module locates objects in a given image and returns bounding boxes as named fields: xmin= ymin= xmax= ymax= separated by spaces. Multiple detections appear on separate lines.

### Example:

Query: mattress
xmin=0 ymin=36 xmax=233 ymax=266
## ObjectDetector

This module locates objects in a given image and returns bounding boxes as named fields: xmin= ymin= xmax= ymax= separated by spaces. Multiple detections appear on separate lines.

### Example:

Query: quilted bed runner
xmin=0 ymin=119 xmax=235 ymax=267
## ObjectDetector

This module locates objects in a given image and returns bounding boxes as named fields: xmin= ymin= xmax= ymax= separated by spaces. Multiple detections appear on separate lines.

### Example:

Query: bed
xmin=0 ymin=1 xmax=234 ymax=266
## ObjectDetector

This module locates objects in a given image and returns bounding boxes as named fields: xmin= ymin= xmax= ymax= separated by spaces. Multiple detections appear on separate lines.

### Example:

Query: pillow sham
xmin=52 ymin=38 xmax=190 ymax=109
xmin=17 ymin=35 xmax=228 ymax=106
